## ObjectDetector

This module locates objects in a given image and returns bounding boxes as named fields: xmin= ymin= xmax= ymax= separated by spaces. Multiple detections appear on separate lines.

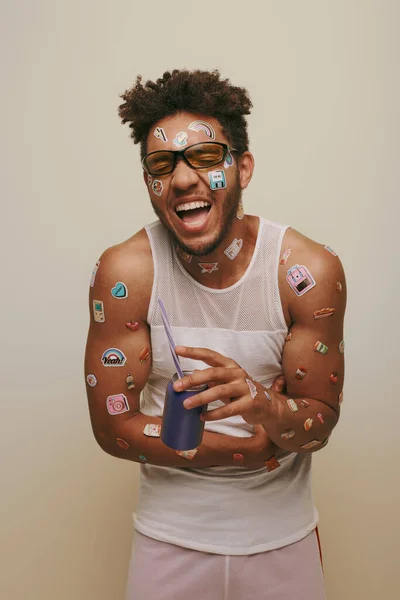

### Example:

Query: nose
xmin=170 ymin=156 xmax=199 ymax=190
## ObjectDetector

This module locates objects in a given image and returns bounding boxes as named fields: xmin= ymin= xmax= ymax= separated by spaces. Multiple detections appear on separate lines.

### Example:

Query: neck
xmin=175 ymin=215 xmax=259 ymax=289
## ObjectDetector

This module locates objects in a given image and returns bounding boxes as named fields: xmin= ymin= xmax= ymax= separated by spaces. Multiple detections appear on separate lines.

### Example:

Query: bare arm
xmin=85 ymin=232 xmax=275 ymax=468
xmin=261 ymin=230 xmax=346 ymax=452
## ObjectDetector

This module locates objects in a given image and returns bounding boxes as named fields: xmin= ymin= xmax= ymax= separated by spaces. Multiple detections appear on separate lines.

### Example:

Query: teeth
xmin=175 ymin=201 xmax=210 ymax=212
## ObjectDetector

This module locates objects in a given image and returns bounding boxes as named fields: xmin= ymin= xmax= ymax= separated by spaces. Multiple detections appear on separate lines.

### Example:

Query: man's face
xmin=143 ymin=112 xmax=243 ymax=256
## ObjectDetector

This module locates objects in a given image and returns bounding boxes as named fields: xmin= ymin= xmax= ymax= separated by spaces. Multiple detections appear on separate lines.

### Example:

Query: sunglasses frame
xmin=142 ymin=142 xmax=236 ymax=176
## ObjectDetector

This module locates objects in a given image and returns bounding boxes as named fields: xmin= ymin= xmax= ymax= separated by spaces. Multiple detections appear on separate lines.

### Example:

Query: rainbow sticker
xmin=101 ymin=348 xmax=127 ymax=367
xmin=188 ymin=120 xmax=216 ymax=140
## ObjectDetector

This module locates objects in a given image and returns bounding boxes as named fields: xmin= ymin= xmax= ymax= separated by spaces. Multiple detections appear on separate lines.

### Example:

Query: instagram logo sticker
xmin=107 ymin=394 xmax=130 ymax=415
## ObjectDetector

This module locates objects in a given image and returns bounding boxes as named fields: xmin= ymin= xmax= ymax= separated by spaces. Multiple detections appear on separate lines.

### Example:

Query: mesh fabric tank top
xmin=133 ymin=217 xmax=318 ymax=555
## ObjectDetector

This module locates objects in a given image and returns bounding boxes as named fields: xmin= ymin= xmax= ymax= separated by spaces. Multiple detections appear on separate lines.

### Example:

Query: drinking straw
xmin=158 ymin=298 xmax=184 ymax=379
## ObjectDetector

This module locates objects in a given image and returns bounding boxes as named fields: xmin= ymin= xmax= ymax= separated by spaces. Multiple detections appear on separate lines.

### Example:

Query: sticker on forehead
xmin=188 ymin=120 xmax=216 ymax=140
xmin=224 ymin=238 xmax=243 ymax=260
xmin=173 ymin=131 xmax=188 ymax=147
xmin=198 ymin=262 xmax=219 ymax=274
xmin=223 ymin=151 xmax=234 ymax=169
xmin=286 ymin=264 xmax=316 ymax=296
xmin=208 ymin=170 xmax=227 ymax=190
xmin=153 ymin=127 xmax=168 ymax=142
xmin=152 ymin=180 xmax=163 ymax=196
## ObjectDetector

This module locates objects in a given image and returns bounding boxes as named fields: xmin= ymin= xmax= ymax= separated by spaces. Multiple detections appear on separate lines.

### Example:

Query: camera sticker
xmin=280 ymin=248 xmax=292 ymax=265
xmin=143 ymin=424 xmax=161 ymax=437
xmin=265 ymin=456 xmax=281 ymax=472
xmin=153 ymin=127 xmax=168 ymax=142
xmin=90 ymin=259 xmax=100 ymax=287
xmin=176 ymin=448 xmax=198 ymax=460
xmin=198 ymin=262 xmax=219 ymax=274
xmin=173 ymin=131 xmax=188 ymax=147
xmin=313 ymin=308 xmax=335 ymax=319
xmin=152 ymin=180 xmax=163 ymax=196
xmin=107 ymin=393 xmax=130 ymax=415
xmin=236 ymin=200 xmax=244 ymax=220
xmin=286 ymin=264 xmax=316 ymax=297
xmin=223 ymin=151 xmax=234 ymax=169
xmin=111 ymin=281 xmax=128 ymax=299
xmin=246 ymin=378 xmax=258 ymax=399
xmin=86 ymin=374 xmax=97 ymax=387
xmin=116 ymin=438 xmax=130 ymax=449
xmin=125 ymin=321 xmax=139 ymax=331
xmin=313 ymin=341 xmax=328 ymax=355
xmin=126 ymin=374 xmax=135 ymax=390
xmin=224 ymin=238 xmax=243 ymax=260
xmin=208 ymin=170 xmax=227 ymax=190
xmin=93 ymin=300 xmax=105 ymax=323
xmin=324 ymin=245 xmax=338 ymax=256
xmin=188 ymin=120 xmax=216 ymax=140
xmin=101 ymin=348 xmax=127 ymax=367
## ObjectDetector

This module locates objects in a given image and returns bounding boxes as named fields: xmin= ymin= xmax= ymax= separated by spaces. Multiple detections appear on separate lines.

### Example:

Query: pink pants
xmin=125 ymin=529 xmax=327 ymax=600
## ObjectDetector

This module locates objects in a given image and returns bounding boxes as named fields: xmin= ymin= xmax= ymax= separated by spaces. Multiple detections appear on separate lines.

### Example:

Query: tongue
xmin=180 ymin=207 xmax=209 ymax=224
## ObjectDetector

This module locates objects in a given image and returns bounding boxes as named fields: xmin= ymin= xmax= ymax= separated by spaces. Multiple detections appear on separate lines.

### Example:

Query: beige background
xmin=1 ymin=1 xmax=399 ymax=598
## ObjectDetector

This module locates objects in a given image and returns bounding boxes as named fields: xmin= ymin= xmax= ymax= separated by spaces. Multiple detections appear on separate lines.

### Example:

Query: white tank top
xmin=133 ymin=217 xmax=318 ymax=555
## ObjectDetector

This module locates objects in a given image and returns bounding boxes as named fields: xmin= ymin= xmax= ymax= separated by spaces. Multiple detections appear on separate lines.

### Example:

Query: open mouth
xmin=175 ymin=200 xmax=212 ymax=228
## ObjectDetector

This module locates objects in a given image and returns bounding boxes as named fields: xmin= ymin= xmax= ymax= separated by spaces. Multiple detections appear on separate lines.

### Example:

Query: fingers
xmin=182 ymin=380 xmax=244 ymax=409
xmin=175 ymin=346 xmax=238 ymax=368
xmin=173 ymin=366 xmax=243 ymax=392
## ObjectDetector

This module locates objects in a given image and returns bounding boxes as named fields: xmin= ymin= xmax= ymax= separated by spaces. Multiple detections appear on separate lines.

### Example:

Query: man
xmin=85 ymin=69 xmax=346 ymax=600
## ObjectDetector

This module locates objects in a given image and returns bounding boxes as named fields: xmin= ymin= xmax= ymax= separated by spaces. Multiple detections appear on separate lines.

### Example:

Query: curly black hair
xmin=118 ymin=69 xmax=253 ymax=159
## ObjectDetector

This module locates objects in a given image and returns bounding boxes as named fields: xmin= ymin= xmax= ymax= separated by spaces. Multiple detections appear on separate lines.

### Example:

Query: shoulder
xmin=279 ymin=228 xmax=346 ymax=324
xmin=92 ymin=228 xmax=153 ymax=321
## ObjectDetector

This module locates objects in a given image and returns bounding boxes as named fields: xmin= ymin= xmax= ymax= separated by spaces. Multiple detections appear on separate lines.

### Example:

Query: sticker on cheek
xmin=152 ymin=180 xmax=163 ymax=196
xmin=86 ymin=374 xmax=97 ymax=387
xmin=176 ymin=448 xmax=198 ymax=460
xmin=111 ymin=281 xmax=128 ymax=299
xmin=325 ymin=245 xmax=338 ymax=256
xmin=153 ymin=127 xmax=168 ymax=142
xmin=224 ymin=238 xmax=243 ymax=260
xmin=93 ymin=300 xmax=105 ymax=323
xmin=246 ymin=378 xmax=258 ymax=398
xmin=280 ymin=248 xmax=292 ymax=265
xmin=90 ymin=260 xmax=100 ymax=287
xmin=286 ymin=265 xmax=316 ymax=296
xmin=107 ymin=394 xmax=129 ymax=415
xmin=116 ymin=438 xmax=130 ymax=449
xmin=223 ymin=151 xmax=234 ymax=169
xmin=173 ymin=131 xmax=188 ymax=147
xmin=208 ymin=170 xmax=226 ymax=190
xmin=188 ymin=120 xmax=216 ymax=140
xmin=198 ymin=262 xmax=219 ymax=274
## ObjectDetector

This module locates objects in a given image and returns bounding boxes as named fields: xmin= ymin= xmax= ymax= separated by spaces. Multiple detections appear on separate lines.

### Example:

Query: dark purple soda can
xmin=161 ymin=371 xmax=207 ymax=451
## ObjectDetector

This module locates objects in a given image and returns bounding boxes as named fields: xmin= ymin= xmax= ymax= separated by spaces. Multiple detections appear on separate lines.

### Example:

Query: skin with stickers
xmin=85 ymin=71 xmax=346 ymax=475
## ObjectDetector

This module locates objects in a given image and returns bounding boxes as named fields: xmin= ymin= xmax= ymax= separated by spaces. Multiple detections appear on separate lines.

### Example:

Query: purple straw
xmin=158 ymin=299 xmax=184 ymax=379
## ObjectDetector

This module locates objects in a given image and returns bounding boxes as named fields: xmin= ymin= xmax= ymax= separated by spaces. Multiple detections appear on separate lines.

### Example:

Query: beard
xmin=150 ymin=173 xmax=242 ymax=257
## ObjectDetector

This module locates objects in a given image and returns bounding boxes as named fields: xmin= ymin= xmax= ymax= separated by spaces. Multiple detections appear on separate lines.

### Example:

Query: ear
xmin=237 ymin=151 xmax=255 ymax=190
xmin=143 ymin=169 xmax=151 ymax=187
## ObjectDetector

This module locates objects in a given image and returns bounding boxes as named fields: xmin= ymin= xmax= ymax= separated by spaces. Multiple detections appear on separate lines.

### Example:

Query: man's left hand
xmin=174 ymin=345 xmax=278 ymax=425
